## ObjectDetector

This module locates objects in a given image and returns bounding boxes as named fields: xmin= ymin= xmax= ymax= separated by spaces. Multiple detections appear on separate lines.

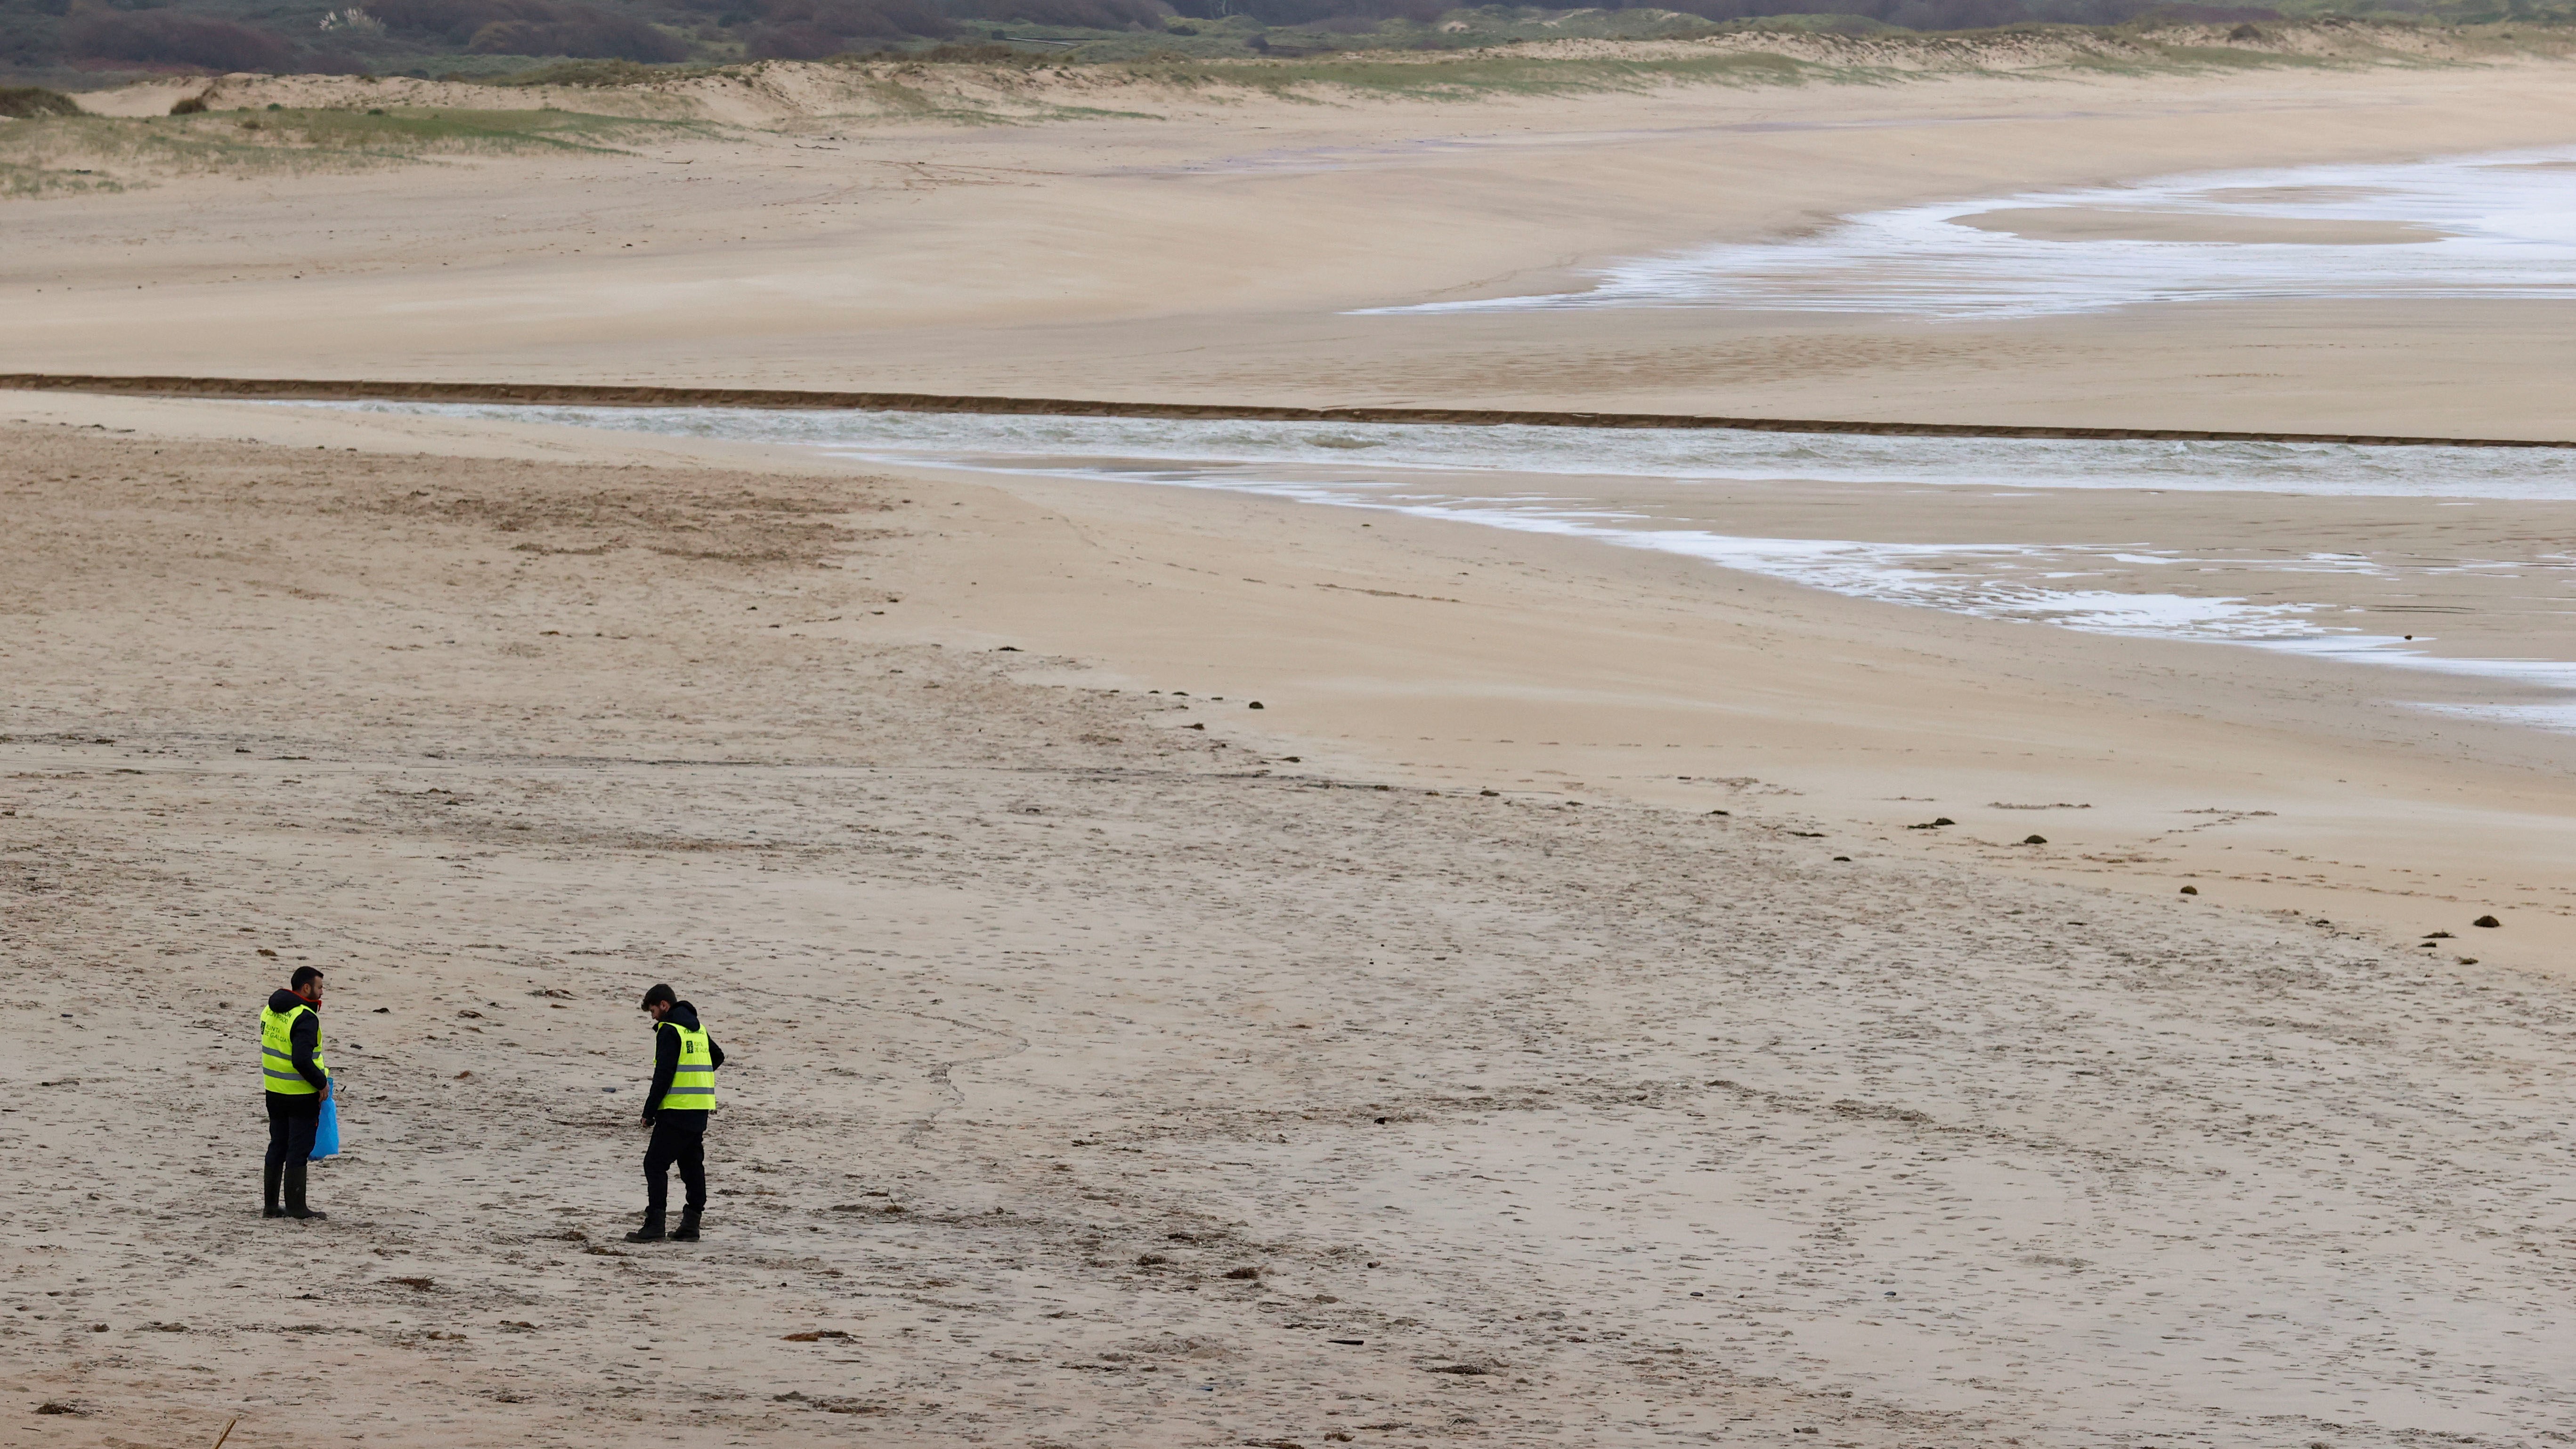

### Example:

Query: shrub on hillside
xmin=739 ymin=0 xmax=951 ymax=49
xmin=743 ymin=18 xmax=842 ymax=52
xmin=498 ymin=57 xmax=688 ymax=81
xmin=1655 ymin=0 xmax=2274 ymax=20
xmin=369 ymin=0 xmax=688 ymax=58
xmin=60 ymin=5 xmax=293 ymax=70
xmin=951 ymin=0 xmax=1168 ymax=25
xmin=818 ymin=0 xmax=953 ymax=37
xmin=467 ymin=14 xmax=687 ymax=56
xmin=1161 ymin=0 xmax=1446 ymax=23
xmin=1155 ymin=0 xmax=2270 ymax=24
xmin=963 ymin=0 xmax=1174 ymax=24
xmin=918 ymin=39 xmax=1047 ymax=58
xmin=0 ymin=85 xmax=82 ymax=118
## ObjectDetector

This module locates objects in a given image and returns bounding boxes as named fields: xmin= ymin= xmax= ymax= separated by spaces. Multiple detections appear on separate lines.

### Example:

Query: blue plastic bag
xmin=310 ymin=1086 xmax=341 ymax=1161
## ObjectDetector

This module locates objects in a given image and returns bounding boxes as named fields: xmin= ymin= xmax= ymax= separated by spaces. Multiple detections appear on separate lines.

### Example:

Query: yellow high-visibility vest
xmin=657 ymin=1023 xmax=716 ymax=1111
xmin=259 ymin=1003 xmax=327 ymax=1095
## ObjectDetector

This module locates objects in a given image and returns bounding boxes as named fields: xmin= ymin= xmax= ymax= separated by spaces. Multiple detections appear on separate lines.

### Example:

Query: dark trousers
xmin=264 ymin=1092 xmax=322 ymax=1211
xmin=643 ymin=1110 xmax=708 ymax=1220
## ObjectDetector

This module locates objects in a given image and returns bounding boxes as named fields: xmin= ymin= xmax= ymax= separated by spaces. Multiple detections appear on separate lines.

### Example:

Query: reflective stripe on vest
xmin=259 ymin=1003 xmax=327 ymax=1095
xmin=657 ymin=1022 xmax=716 ymax=1111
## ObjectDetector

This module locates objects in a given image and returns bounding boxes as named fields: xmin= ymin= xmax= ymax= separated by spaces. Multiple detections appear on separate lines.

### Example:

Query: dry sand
xmin=12 ymin=47 xmax=2576 ymax=1449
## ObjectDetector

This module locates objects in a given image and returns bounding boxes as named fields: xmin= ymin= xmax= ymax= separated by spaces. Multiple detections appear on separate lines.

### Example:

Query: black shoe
xmin=287 ymin=1207 xmax=328 ymax=1221
xmin=264 ymin=1206 xmax=286 ymax=1219
xmin=672 ymin=1210 xmax=701 ymax=1243
xmin=624 ymin=1216 xmax=666 ymax=1243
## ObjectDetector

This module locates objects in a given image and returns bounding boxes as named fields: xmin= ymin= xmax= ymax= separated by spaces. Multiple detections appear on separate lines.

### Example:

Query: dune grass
xmin=0 ymin=85 xmax=83 ymax=119
xmin=1114 ymin=20 xmax=2537 ymax=99
xmin=0 ymin=106 xmax=720 ymax=197
xmin=891 ymin=24 xmax=2457 ymax=106
xmin=2057 ymin=41 xmax=2344 ymax=74
xmin=1127 ymin=48 xmax=1836 ymax=99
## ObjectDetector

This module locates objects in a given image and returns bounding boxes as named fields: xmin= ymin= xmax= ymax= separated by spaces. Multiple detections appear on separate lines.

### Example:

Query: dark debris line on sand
xmin=8 ymin=373 xmax=2576 ymax=449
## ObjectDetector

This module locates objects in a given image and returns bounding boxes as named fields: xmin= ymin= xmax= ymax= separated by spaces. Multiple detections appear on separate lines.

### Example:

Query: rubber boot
xmin=671 ymin=1207 xmax=701 ymax=1242
xmin=264 ymin=1160 xmax=286 ymax=1218
xmin=284 ymin=1162 xmax=327 ymax=1221
xmin=624 ymin=1212 xmax=666 ymax=1243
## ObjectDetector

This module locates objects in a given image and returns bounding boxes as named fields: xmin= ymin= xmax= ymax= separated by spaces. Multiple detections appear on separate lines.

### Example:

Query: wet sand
xmin=1948 ymin=208 xmax=2447 ymax=244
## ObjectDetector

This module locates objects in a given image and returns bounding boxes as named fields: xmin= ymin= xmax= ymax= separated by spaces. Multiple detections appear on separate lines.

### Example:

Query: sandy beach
xmin=7 ymin=51 xmax=2576 ymax=432
xmin=11 ymin=40 xmax=2576 ymax=1449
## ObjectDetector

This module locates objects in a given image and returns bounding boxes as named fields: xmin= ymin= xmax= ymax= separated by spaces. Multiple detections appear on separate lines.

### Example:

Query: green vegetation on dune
xmin=833 ymin=73 xmax=1167 ymax=121
xmin=1120 ymin=47 xmax=1828 ymax=97
xmin=0 ymin=105 xmax=715 ymax=197
xmin=224 ymin=104 xmax=711 ymax=148
xmin=0 ymin=15 xmax=2563 ymax=199
xmin=2053 ymin=36 xmax=2340 ymax=70
xmin=494 ymin=57 xmax=725 ymax=85
xmin=8 ymin=0 xmax=2574 ymax=93
xmin=0 ymin=83 xmax=81 ymax=116
xmin=967 ymin=18 xmax=2553 ymax=96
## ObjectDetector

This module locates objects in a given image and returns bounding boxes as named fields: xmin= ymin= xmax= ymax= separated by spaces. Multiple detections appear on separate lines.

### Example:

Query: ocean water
xmin=1366 ymin=148 xmax=2576 ymax=319
xmin=319 ymin=403 xmax=2576 ymax=500
xmin=309 ymin=402 xmax=2576 ymax=729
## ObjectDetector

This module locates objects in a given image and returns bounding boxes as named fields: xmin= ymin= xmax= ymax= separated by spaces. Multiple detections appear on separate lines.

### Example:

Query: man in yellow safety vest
xmin=259 ymin=965 xmax=333 ymax=1220
xmin=627 ymin=982 xmax=724 ymax=1243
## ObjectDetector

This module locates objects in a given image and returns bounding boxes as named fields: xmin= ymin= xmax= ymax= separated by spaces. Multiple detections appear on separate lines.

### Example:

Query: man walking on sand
xmin=628 ymin=983 xmax=724 ymax=1243
xmin=260 ymin=965 xmax=332 ymax=1221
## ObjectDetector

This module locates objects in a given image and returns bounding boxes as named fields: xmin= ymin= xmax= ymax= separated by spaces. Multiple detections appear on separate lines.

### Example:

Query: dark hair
xmin=641 ymin=982 xmax=676 ymax=1009
xmin=290 ymin=965 xmax=326 ymax=989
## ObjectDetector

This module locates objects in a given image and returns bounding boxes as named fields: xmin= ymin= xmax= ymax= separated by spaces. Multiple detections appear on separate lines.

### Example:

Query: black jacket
xmin=643 ymin=1001 xmax=723 ymax=1121
xmin=267 ymin=988 xmax=329 ymax=1092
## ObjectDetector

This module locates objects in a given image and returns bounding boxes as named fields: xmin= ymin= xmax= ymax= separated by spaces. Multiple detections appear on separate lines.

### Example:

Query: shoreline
xmin=208 ymin=396 xmax=2576 ymax=755
xmin=15 ymin=389 xmax=2573 ymax=977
